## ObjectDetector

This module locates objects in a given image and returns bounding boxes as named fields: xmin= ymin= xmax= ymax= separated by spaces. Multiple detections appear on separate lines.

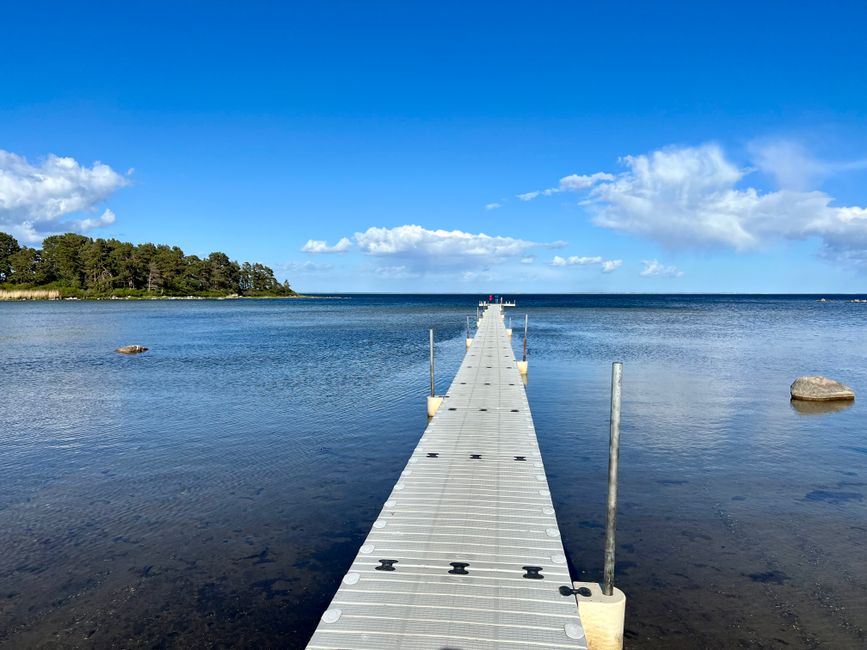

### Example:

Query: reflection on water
xmin=790 ymin=398 xmax=855 ymax=416
xmin=0 ymin=295 xmax=865 ymax=648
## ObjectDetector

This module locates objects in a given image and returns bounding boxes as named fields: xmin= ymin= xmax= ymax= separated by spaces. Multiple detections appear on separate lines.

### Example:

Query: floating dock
xmin=307 ymin=304 xmax=588 ymax=649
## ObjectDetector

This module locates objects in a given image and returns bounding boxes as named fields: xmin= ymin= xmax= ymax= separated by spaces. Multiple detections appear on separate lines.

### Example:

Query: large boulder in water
xmin=115 ymin=345 xmax=148 ymax=354
xmin=791 ymin=376 xmax=854 ymax=402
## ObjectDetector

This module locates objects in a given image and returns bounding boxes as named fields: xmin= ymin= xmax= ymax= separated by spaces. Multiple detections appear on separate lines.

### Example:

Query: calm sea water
xmin=1 ymin=295 xmax=865 ymax=649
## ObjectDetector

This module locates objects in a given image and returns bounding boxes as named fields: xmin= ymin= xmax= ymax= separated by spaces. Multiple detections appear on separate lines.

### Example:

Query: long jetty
xmin=307 ymin=303 xmax=590 ymax=649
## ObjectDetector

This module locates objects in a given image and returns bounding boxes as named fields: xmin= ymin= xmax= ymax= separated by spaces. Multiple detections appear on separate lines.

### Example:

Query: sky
xmin=1 ymin=1 xmax=867 ymax=293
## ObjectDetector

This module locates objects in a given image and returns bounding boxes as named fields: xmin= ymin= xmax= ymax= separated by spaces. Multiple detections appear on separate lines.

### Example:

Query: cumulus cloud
xmin=354 ymin=224 xmax=561 ymax=260
xmin=551 ymin=255 xmax=622 ymax=272
xmin=590 ymin=143 xmax=867 ymax=258
xmin=520 ymin=256 xmax=535 ymax=264
xmin=301 ymin=225 xmax=564 ymax=277
xmin=517 ymin=142 xmax=867 ymax=266
xmin=0 ymin=149 xmax=129 ymax=243
xmin=518 ymin=172 xmax=614 ymax=202
xmin=71 ymin=208 xmax=116 ymax=231
xmin=301 ymin=237 xmax=352 ymax=253
xmin=640 ymin=259 xmax=683 ymax=278
xmin=485 ymin=202 xmax=502 ymax=210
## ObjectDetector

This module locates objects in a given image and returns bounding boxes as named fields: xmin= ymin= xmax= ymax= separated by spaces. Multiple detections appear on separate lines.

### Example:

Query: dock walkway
xmin=307 ymin=304 xmax=587 ymax=649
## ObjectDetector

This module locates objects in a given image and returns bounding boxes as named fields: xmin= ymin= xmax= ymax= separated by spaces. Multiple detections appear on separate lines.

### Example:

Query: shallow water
xmin=0 ymin=295 xmax=865 ymax=648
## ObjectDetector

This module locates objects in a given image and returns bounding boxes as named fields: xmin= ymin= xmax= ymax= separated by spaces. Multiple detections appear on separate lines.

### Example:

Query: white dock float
xmin=307 ymin=304 xmax=587 ymax=649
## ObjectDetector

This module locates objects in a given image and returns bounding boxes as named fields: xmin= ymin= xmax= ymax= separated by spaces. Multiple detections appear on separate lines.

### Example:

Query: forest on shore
xmin=0 ymin=232 xmax=295 ymax=298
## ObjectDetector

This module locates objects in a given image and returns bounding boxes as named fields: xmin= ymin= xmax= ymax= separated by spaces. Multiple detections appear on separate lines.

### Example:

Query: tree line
xmin=0 ymin=232 xmax=294 ymax=297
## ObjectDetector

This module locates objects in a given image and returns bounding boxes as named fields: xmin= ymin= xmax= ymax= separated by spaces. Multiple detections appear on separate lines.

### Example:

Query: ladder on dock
xmin=307 ymin=304 xmax=588 ymax=649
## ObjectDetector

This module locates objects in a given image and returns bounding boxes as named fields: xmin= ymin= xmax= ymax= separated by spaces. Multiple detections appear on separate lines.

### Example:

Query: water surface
xmin=1 ymin=295 xmax=865 ymax=648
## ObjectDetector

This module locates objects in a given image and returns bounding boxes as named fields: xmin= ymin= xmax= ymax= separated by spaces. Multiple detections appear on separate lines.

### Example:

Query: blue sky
xmin=2 ymin=1 xmax=867 ymax=292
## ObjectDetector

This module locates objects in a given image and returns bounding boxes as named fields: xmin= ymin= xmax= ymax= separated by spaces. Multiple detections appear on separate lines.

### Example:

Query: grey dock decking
xmin=307 ymin=304 xmax=587 ymax=649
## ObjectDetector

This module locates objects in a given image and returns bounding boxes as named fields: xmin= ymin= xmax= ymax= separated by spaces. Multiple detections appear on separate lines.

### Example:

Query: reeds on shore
xmin=0 ymin=289 xmax=61 ymax=301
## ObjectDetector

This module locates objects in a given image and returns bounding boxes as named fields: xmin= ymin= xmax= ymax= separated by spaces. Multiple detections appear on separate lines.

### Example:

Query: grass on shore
xmin=0 ymin=285 xmax=299 ymax=301
xmin=0 ymin=289 xmax=61 ymax=300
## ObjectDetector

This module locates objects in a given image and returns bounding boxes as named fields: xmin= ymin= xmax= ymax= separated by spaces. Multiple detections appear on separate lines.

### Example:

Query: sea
xmin=1 ymin=295 xmax=865 ymax=648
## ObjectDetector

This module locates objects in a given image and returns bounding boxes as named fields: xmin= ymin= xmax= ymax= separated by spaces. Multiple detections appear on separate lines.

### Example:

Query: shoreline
xmin=0 ymin=292 xmax=345 ymax=302
xmin=3 ymin=291 xmax=865 ymax=302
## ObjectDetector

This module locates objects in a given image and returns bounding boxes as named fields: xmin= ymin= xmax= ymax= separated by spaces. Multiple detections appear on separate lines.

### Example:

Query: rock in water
xmin=115 ymin=345 xmax=148 ymax=354
xmin=790 ymin=376 xmax=854 ymax=402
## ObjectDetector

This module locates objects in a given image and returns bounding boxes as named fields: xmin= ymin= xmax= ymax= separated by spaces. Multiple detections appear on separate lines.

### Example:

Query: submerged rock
xmin=791 ymin=376 xmax=854 ymax=402
xmin=115 ymin=345 xmax=148 ymax=354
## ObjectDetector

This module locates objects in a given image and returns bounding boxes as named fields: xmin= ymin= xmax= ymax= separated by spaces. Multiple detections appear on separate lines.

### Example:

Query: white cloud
xmin=514 ymin=142 xmax=867 ymax=266
xmin=374 ymin=265 xmax=418 ymax=279
xmin=71 ymin=208 xmax=116 ymax=231
xmin=354 ymin=224 xmax=560 ymax=259
xmin=551 ymin=255 xmax=622 ymax=272
xmin=589 ymin=143 xmax=867 ymax=258
xmin=282 ymin=260 xmax=334 ymax=273
xmin=640 ymin=259 xmax=683 ymax=278
xmin=485 ymin=202 xmax=502 ymax=210
xmin=518 ymin=172 xmax=614 ymax=202
xmin=749 ymin=139 xmax=867 ymax=191
xmin=552 ymin=255 xmax=603 ymax=266
xmin=0 ymin=149 xmax=129 ymax=243
xmin=749 ymin=140 xmax=828 ymax=191
xmin=520 ymin=256 xmax=535 ymax=264
xmin=301 ymin=237 xmax=352 ymax=253
xmin=549 ymin=172 xmax=615 ymax=193
xmin=461 ymin=270 xmax=494 ymax=282
xmin=312 ymin=225 xmax=567 ymax=277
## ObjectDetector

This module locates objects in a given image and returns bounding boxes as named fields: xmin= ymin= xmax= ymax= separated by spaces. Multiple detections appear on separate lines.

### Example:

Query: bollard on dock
xmin=572 ymin=361 xmax=626 ymax=650
xmin=426 ymin=328 xmax=443 ymax=417
xmin=516 ymin=314 xmax=529 ymax=375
